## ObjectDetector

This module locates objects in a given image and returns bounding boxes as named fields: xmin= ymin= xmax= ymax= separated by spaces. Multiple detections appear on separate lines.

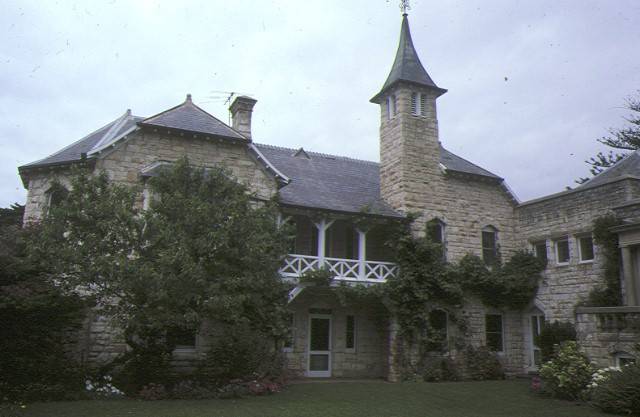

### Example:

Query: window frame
xmin=554 ymin=237 xmax=570 ymax=266
xmin=167 ymin=326 xmax=198 ymax=352
xmin=481 ymin=226 xmax=498 ymax=266
xmin=485 ymin=313 xmax=504 ymax=353
xmin=532 ymin=240 xmax=548 ymax=267
xmin=577 ymin=234 xmax=595 ymax=264
xmin=345 ymin=315 xmax=356 ymax=352
xmin=615 ymin=352 xmax=636 ymax=368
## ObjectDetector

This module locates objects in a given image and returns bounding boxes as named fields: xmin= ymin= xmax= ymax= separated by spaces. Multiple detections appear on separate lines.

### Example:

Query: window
xmin=555 ymin=237 xmax=570 ymax=265
xmin=482 ymin=226 xmax=498 ymax=266
xmin=427 ymin=218 xmax=446 ymax=260
xmin=167 ymin=326 xmax=197 ymax=350
xmin=578 ymin=235 xmax=594 ymax=262
xmin=283 ymin=313 xmax=294 ymax=352
xmin=387 ymin=94 xmax=397 ymax=119
xmin=345 ymin=226 xmax=358 ymax=260
xmin=533 ymin=241 xmax=548 ymax=266
xmin=410 ymin=92 xmax=428 ymax=116
xmin=47 ymin=184 xmax=69 ymax=209
xmin=411 ymin=92 xmax=419 ymax=115
xmin=615 ymin=353 xmax=636 ymax=368
xmin=531 ymin=314 xmax=545 ymax=367
xmin=345 ymin=315 xmax=356 ymax=351
xmin=485 ymin=314 xmax=504 ymax=352
xmin=426 ymin=309 xmax=448 ymax=352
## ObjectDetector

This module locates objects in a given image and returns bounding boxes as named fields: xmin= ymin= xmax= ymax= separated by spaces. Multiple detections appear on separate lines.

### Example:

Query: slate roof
xmin=440 ymin=147 xmax=502 ymax=180
xmin=139 ymin=94 xmax=246 ymax=141
xmin=19 ymin=110 xmax=143 ymax=169
xmin=254 ymin=143 xmax=502 ymax=217
xmin=371 ymin=14 xmax=446 ymax=103
xmin=577 ymin=151 xmax=640 ymax=189
xmin=254 ymin=144 xmax=402 ymax=217
xmin=19 ymin=100 xmax=504 ymax=218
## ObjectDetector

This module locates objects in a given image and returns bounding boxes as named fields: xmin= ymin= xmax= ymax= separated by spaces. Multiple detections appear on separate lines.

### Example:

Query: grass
xmin=17 ymin=380 xmax=614 ymax=417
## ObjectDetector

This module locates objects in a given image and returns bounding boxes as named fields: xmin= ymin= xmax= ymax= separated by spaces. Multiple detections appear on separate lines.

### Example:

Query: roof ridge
xmin=22 ymin=114 xmax=122 ymax=167
xmin=254 ymin=143 xmax=380 ymax=166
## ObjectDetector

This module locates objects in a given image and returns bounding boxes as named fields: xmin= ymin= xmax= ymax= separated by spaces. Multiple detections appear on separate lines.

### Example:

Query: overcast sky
xmin=1 ymin=0 xmax=639 ymax=207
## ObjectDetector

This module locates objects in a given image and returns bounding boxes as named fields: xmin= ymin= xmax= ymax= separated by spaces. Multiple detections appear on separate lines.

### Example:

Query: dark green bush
xmin=197 ymin=323 xmax=284 ymax=387
xmin=463 ymin=346 xmax=504 ymax=381
xmin=591 ymin=358 xmax=640 ymax=415
xmin=537 ymin=321 xmax=576 ymax=362
xmin=110 ymin=340 xmax=172 ymax=396
xmin=421 ymin=356 xmax=459 ymax=382
xmin=0 ymin=204 xmax=86 ymax=402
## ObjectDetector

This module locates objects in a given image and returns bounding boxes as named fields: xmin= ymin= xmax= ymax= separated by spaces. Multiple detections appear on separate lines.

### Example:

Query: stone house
xmin=18 ymin=13 xmax=640 ymax=379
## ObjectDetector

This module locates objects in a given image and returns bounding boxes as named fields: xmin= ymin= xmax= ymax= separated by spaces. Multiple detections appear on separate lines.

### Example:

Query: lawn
xmin=17 ymin=380 xmax=614 ymax=417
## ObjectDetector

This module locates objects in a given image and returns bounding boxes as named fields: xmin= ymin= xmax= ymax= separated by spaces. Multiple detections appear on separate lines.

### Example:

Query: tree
xmin=0 ymin=203 xmax=85 ymax=402
xmin=578 ymin=93 xmax=640 ymax=183
xmin=31 ymin=158 xmax=291 ymax=391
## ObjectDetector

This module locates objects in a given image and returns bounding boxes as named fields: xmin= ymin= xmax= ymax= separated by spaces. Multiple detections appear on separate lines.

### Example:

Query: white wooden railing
xmin=279 ymin=254 xmax=398 ymax=282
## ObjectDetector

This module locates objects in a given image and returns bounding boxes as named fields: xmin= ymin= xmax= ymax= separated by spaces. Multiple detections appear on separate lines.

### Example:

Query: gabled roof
xmin=19 ymin=110 xmax=143 ymax=170
xmin=577 ymin=151 xmax=640 ymax=189
xmin=371 ymin=14 xmax=446 ymax=103
xmin=139 ymin=94 xmax=247 ymax=141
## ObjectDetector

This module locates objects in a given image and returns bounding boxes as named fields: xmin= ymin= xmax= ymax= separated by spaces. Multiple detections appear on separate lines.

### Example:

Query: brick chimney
xmin=229 ymin=96 xmax=257 ymax=140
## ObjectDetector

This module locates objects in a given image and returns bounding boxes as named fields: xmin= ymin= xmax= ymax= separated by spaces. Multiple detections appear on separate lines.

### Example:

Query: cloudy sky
xmin=1 ymin=0 xmax=639 ymax=207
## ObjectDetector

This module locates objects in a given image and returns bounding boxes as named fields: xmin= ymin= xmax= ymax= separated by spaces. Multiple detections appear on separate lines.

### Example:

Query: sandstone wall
xmin=515 ymin=179 xmax=640 ymax=322
xmin=286 ymin=290 xmax=388 ymax=379
xmin=576 ymin=307 xmax=640 ymax=367
xmin=96 ymin=130 xmax=277 ymax=200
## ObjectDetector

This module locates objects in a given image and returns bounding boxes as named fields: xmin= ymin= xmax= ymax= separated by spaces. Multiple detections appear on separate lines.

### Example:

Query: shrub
xmin=539 ymin=341 xmax=594 ymax=400
xmin=421 ymin=356 xmax=459 ymax=382
xmin=110 ymin=342 xmax=172 ymax=396
xmin=463 ymin=346 xmax=504 ymax=381
xmin=0 ymin=205 xmax=87 ymax=402
xmin=590 ymin=362 xmax=640 ymax=415
xmin=197 ymin=323 xmax=284 ymax=387
xmin=537 ymin=321 xmax=576 ymax=362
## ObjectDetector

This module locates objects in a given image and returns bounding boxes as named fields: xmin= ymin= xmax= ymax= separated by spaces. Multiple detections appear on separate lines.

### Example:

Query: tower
xmin=371 ymin=12 xmax=447 ymax=218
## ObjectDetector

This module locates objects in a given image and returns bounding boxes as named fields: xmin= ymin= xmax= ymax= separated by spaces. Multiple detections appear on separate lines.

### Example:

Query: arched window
xmin=47 ymin=184 xmax=69 ymax=209
xmin=482 ymin=225 xmax=499 ymax=265
xmin=411 ymin=92 xmax=419 ymax=115
xmin=427 ymin=218 xmax=446 ymax=260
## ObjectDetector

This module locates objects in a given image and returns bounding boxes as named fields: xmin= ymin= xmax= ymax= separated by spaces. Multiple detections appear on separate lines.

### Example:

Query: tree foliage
xmin=0 ymin=203 xmax=85 ymax=402
xmin=578 ymin=93 xmax=640 ymax=183
xmin=31 ymin=158 xmax=292 ymax=391
xmin=583 ymin=215 xmax=623 ymax=306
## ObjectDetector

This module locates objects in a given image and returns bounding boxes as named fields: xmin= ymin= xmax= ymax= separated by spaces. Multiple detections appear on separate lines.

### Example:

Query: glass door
xmin=308 ymin=314 xmax=332 ymax=377
xmin=530 ymin=314 xmax=544 ymax=368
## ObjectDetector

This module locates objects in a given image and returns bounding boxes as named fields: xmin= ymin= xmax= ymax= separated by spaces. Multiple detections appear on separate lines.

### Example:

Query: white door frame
xmin=307 ymin=314 xmax=332 ymax=377
xmin=526 ymin=313 xmax=544 ymax=372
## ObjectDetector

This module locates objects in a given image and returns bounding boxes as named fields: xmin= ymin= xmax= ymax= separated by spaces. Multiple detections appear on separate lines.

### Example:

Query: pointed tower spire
xmin=371 ymin=13 xmax=446 ymax=103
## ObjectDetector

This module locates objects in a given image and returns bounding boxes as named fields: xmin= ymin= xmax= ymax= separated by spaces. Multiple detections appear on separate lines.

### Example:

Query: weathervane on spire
xmin=399 ymin=0 xmax=410 ymax=15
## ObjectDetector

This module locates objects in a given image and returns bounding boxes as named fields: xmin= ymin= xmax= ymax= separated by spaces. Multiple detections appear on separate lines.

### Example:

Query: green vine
xmin=584 ymin=215 xmax=622 ymax=306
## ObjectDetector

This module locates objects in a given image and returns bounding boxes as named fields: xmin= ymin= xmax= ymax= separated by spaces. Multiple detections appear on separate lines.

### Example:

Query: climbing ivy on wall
xmin=585 ymin=215 xmax=623 ymax=306
xmin=383 ymin=217 xmax=545 ymax=343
